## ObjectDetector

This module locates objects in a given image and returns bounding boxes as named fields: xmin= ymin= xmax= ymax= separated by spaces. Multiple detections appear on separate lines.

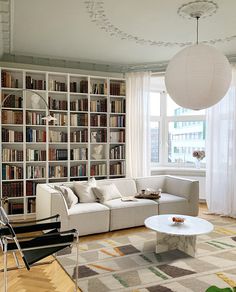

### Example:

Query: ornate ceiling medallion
xmin=177 ymin=0 xmax=218 ymax=19
xmin=84 ymin=0 xmax=236 ymax=47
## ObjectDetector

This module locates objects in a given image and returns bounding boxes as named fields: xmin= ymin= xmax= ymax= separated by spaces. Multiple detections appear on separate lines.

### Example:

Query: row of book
xmin=2 ymin=165 xmax=23 ymax=180
xmin=71 ymin=148 xmax=88 ymax=160
xmin=26 ymin=166 xmax=46 ymax=179
xmin=70 ymin=98 xmax=88 ymax=111
xmin=110 ymin=130 xmax=125 ymax=143
xmin=2 ymin=94 xmax=23 ymax=108
xmin=26 ymin=128 xmax=46 ymax=142
xmin=49 ymin=113 xmax=68 ymax=126
xmin=70 ymin=164 xmax=87 ymax=177
xmin=27 ymin=198 xmax=36 ymax=213
xmin=49 ymin=166 xmax=67 ymax=178
xmin=48 ymin=96 xmax=68 ymax=110
xmin=26 ymin=149 xmax=46 ymax=161
xmin=26 ymin=181 xmax=41 ymax=196
xmin=1 ymin=71 xmax=20 ymax=88
xmin=5 ymin=201 xmax=24 ymax=215
xmin=26 ymin=112 xmax=46 ymax=125
xmin=110 ymin=100 xmax=126 ymax=113
xmin=2 ymin=149 xmax=23 ymax=162
xmin=49 ymin=149 xmax=68 ymax=161
xmin=2 ymin=110 xmax=23 ymax=124
xmin=48 ymin=80 xmax=67 ymax=92
xmin=49 ymin=130 xmax=67 ymax=142
xmin=110 ymin=115 xmax=125 ymax=127
xmin=90 ymin=114 xmax=107 ymax=127
xmin=2 ymin=181 xmax=23 ymax=197
xmin=90 ymin=82 xmax=107 ymax=95
xmin=90 ymin=163 xmax=106 ymax=176
xmin=91 ymin=129 xmax=107 ymax=143
xmin=110 ymin=82 xmax=126 ymax=96
xmin=70 ymin=129 xmax=88 ymax=142
xmin=2 ymin=128 xmax=23 ymax=142
xmin=70 ymin=113 xmax=88 ymax=127
xmin=110 ymin=161 xmax=125 ymax=175
xmin=110 ymin=145 xmax=125 ymax=160
xmin=26 ymin=76 xmax=46 ymax=90
xmin=90 ymin=99 xmax=107 ymax=112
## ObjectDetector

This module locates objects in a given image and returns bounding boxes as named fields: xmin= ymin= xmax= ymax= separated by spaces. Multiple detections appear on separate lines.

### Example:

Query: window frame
xmin=150 ymin=79 xmax=206 ymax=168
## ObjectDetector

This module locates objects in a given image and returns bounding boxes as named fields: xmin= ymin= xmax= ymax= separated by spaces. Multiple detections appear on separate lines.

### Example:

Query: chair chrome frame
xmin=0 ymin=206 xmax=79 ymax=292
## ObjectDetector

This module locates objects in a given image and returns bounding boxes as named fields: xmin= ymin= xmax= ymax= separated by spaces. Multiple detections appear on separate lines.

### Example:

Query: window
xmin=150 ymin=76 xmax=206 ymax=168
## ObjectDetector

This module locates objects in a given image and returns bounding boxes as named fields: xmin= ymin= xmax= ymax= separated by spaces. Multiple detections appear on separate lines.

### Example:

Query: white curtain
xmin=206 ymin=68 xmax=236 ymax=217
xmin=125 ymin=72 xmax=151 ymax=177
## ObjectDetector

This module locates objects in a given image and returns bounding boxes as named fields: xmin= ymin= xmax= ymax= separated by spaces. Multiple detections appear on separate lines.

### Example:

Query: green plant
xmin=206 ymin=286 xmax=236 ymax=292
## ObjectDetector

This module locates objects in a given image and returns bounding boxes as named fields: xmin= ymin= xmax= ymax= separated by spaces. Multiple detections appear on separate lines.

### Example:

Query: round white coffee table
xmin=145 ymin=214 xmax=214 ymax=257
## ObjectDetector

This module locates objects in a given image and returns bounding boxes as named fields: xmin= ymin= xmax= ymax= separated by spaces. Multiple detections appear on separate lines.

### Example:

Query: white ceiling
xmin=1 ymin=0 xmax=236 ymax=71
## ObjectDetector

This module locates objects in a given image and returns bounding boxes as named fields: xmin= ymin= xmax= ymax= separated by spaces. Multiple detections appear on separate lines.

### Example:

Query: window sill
xmin=151 ymin=167 xmax=206 ymax=177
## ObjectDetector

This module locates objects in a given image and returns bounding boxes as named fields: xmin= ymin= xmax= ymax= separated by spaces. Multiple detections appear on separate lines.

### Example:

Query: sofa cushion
xmin=68 ymin=202 xmax=109 ymax=215
xmin=93 ymin=183 xmax=122 ymax=203
xmin=97 ymin=178 xmax=137 ymax=197
xmin=103 ymin=198 xmax=159 ymax=231
xmin=135 ymin=176 xmax=165 ymax=193
xmin=73 ymin=178 xmax=97 ymax=203
xmin=53 ymin=185 xmax=78 ymax=209
xmin=68 ymin=202 xmax=110 ymax=236
xmin=158 ymin=192 xmax=189 ymax=215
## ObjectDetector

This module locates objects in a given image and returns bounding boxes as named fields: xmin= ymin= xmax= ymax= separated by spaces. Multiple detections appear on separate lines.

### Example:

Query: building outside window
xmin=150 ymin=76 xmax=206 ymax=168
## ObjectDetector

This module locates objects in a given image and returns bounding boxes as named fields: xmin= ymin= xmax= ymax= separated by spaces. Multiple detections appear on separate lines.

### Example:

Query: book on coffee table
xmin=121 ymin=196 xmax=138 ymax=202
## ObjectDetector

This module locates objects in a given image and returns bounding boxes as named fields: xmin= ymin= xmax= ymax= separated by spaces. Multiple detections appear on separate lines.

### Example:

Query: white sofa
xmin=36 ymin=175 xmax=199 ymax=236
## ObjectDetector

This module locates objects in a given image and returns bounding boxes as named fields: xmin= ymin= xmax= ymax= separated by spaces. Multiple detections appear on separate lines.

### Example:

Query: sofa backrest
xmin=96 ymin=178 xmax=137 ymax=197
xmin=135 ymin=176 xmax=165 ymax=192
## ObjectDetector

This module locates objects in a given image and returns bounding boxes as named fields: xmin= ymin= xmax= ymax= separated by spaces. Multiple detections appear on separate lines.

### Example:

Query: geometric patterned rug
xmin=56 ymin=217 xmax=236 ymax=292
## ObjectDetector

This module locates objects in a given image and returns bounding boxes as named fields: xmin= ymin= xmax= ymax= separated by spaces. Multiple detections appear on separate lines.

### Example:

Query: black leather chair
xmin=0 ymin=206 xmax=79 ymax=292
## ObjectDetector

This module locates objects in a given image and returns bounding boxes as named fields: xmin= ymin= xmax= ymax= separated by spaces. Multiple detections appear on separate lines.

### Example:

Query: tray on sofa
xmin=135 ymin=191 xmax=161 ymax=200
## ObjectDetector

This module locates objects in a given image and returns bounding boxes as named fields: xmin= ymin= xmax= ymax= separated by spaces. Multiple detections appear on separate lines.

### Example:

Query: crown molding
xmin=0 ymin=0 xmax=11 ymax=54
xmin=1 ymin=53 xmax=236 ymax=74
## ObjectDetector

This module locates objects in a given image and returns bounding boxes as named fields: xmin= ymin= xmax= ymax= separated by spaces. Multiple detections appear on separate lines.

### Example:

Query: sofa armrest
xmin=164 ymin=175 xmax=199 ymax=216
xmin=36 ymin=184 xmax=69 ymax=229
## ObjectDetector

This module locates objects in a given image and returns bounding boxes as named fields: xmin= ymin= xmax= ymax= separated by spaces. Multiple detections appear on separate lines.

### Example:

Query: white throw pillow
xmin=93 ymin=183 xmax=121 ymax=203
xmin=54 ymin=185 xmax=78 ymax=209
xmin=73 ymin=178 xmax=97 ymax=203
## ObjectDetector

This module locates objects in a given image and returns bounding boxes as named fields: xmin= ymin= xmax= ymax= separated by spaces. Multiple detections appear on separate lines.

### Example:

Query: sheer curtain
xmin=206 ymin=67 xmax=236 ymax=217
xmin=125 ymin=72 xmax=151 ymax=177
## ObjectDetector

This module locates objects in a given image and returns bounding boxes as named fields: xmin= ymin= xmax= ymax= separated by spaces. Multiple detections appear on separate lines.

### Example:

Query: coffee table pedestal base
xmin=156 ymin=232 xmax=197 ymax=257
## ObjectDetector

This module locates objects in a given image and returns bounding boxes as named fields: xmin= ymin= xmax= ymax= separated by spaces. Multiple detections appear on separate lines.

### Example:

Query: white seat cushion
xmin=103 ymin=198 xmax=159 ymax=231
xmin=158 ymin=192 xmax=189 ymax=215
xmin=68 ymin=203 xmax=110 ymax=236
xmin=68 ymin=202 xmax=109 ymax=215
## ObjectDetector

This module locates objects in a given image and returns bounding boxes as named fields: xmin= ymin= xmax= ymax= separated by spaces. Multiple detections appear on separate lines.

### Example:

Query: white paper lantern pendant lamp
xmin=165 ymin=1 xmax=232 ymax=110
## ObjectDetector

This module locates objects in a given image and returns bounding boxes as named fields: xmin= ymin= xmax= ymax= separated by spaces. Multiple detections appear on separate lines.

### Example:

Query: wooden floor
xmin=0 ymin=203 xmax=235 ymax=292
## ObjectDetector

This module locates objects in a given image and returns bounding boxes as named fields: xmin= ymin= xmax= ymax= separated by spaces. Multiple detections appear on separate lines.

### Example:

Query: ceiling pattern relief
xmin=0 ymin=0 xmax=10 ymax=54
xmin=84 ymin=0 xmax=236 ymax=47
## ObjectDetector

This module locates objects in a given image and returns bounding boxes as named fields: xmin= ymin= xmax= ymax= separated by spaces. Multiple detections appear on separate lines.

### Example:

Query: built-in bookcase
xmin=0 ymin=68 xmax=126 ymax=217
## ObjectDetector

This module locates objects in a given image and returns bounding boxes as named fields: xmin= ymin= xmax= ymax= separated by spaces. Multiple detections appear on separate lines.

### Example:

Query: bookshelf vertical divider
xmin=0 ymin=67 xmax=126 ymax=217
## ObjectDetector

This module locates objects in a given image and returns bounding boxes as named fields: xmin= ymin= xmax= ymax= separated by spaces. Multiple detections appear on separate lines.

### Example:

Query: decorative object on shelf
xmin=165 ymin=1 xmax=232 ymax=110
xmin=1 ymin=89 xmax=56 ymax=122
xmin=92 ymin=144 xmax=103 ymax=160
xmin=192 ymin=150 xmax=205 ymax=168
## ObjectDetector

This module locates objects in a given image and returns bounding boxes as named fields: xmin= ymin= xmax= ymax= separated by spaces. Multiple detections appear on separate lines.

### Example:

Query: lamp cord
xmin=196 ymin=16 xmax=200 ymax=44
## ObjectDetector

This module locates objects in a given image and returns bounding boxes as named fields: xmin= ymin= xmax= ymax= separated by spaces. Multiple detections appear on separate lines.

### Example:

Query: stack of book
xmin=48 ymin=80 xmax=67 ymax=91
xmin=70 ymin=98 xmax=88 ymax=111
xmin=70 ymin=164 xmax=87 ymax=177
xmin=90 ymin=99 xmax=107 ymax=112
xmin=49 ymin=149 xmax=68 ymax=161
xmin=2 ymin=129 xmax=23 ymax=142
xmin=90 ymin=163 xmax=106 ymax=176
xmin=2 ymin=165 xmax=23 ymax=180
xmin=90 ymin=114 xmax=107 ymax=127
xmin=26 ymin=166 xmax=46 ymax=179
xmin=2 ymin=149 xmax=23 ymax=162
xmin=70 ymin=148 xmax=87 ymax=160
xmin=70 ymin=129 xmax=88 ymax=142
xmin=2 ymin=110 xmax=23 ymax=124
xmin=26 ymin=76 xmax=46 ymax=90
xmin=110 ymin=145 xmax=125 ymax=159
xmin=48 ymin=96 xmax=68 ymax=110
xmin=2 ymin=94 xmax=23 ymax=108
xmin=2 ymin=181 xmax=23 ymax=197
xmin=1 ymin=71 xmax=19 ymax=88
xmin=49 ymin=130 xmax=67 ymax=142
xmin=26 ymin=128 xmax=46 ymax=142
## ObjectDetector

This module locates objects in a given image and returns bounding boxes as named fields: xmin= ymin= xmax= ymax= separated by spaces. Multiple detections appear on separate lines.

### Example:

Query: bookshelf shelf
xmin=1 ymin=67 xmax=126 ymax=216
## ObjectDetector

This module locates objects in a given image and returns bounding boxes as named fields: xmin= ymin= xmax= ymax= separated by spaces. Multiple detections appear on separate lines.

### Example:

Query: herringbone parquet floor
xmin=0 ymin=203 xmax=216 ymax=292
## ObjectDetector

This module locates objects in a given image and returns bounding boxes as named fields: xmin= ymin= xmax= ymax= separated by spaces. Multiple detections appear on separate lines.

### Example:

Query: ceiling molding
xmin=84 ymin=0 xmax=236 ymax=47
xmin=1 ymin=53 xmax=236 ymax=73
xmin=0 ymin=0 xmax=10 ymax=53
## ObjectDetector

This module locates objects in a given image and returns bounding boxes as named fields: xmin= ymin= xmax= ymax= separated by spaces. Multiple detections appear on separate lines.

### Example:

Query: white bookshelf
xmin=0 ymin=67 xmax=126 ymax=217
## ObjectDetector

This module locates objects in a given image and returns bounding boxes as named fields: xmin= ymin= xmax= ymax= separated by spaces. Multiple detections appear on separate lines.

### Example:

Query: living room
xmin=0 ymin=0 xmax=236 ymax=291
